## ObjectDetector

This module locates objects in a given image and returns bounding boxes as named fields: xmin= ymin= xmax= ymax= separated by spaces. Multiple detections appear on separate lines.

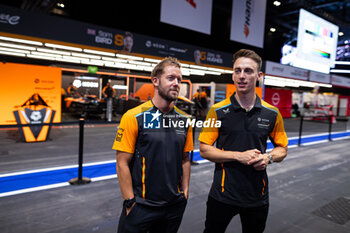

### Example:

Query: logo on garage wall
xmin=13 ymin=93 xmax=56 ymax=142
xmin=272 ymin=92 xmax=280 ymax=105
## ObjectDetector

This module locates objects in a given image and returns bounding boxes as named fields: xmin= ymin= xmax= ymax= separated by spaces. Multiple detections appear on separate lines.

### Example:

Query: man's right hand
xmin=126 ymin=202 xmax=136 ymax=216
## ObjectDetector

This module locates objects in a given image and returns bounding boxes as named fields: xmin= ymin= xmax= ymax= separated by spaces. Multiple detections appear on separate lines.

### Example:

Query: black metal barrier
xmin=69 ymin=119 xmax=91 ymax=185
xmin=298 ymin=115 xmax=334 ymax=146
xmin=0 ymin=119 xmax=119 ymax=185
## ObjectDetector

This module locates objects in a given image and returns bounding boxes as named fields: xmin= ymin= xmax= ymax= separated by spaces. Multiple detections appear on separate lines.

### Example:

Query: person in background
xmin=67 ymin=82 xmax=78 ymax=96
xmin=199 ymin=87 xmax=208 ymax=113
xmin=199 ymin=49 xmax=288 ymax=233
xmin=102 ymin=82 xmax=116 ymax=99
xmin=113 ymin=57 xmax=193 ymax=233
xmin=193 ymin=88 xmax=200 ymax=100
xmin=103 ymin=82 xmax=116 ymax=121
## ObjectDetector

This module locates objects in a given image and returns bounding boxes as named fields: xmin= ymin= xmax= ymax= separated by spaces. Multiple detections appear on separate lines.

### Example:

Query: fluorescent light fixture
xmin=205 ymin=71 xmax=221 ymax=76
xmin=334 ymin=61 xmax=350 ymax=65
xmin=76 ymin=76 xmax=98 ymax=80
xmin=223 ymin=70 xmax=233 ymax=74
xmin=107 ymin=63 xmax=127 ymax=69
xmin=0 ymin=36 xmax=43 ymax=46
xmin=330 ymin=69 xmax=350 ymax=73
xmin=0 ymin=50 xmax=26 ymax=57
xmin=270 ymin=28 xmax=276 ymax=32
xmin=190 ymin=64 xmax=207 ymax=70
xmin=264 ymin=79 xmax=285 ymax=87
xmin=142 ymin=66 xmax=153 ymax=72
xmin=27 ymin=54 xmax=56 ymax=60
xmin=101 ymin=57 xmax=127 ymax=62
xmin=190 ymin=69 xmax=205 ymax=76
xmin=264 ymin=75 xmax=332 ymax=88
xmin=71 ymin=52 xmax=101 ymax=59
xmin=0 ymin=42 xmax=36 ymax=50
xmin=116 ymin=54 xmax=143 ymax=60
xmin=45 ymin=43 xmax=82 ymax=52
xmin=112 ymin=85 xmax=128 ymax=90
xmin=144 ymin=58 xmax=162 ymax=63
xmin=37 ymin=48 xmax=71 ymax=55
xmin=31 ymin=51 xmax=62 ymax=58
xmin=181 ymin=63 xmax=190 ymax=67
xmin=207 ymin=67 xmax=225 ymax=72
xmin=83 ymin=49 xmax=115 ymax=56
xmin=104 ymin=63 xmax=121 ymax=68
xmin=63 ymin=55 xmax=89 ymax=61
xmin=131 ymin=66 xmax=145 ymax=71
xmin=55 ymin=58 xmax=81 ymax=64
xmin=81 ymin=60 xmax=104 ymax=66
xmin=102 ymin=61 xmax=115 ymax=66
xmin=123 ymin=64 xmax=139 ymax=70
xmin=338 ymin=32 xmax=344 ymax=36
xmin=128 ymin=60 xmax=151 ymax=66
xmin=181 ymin=68 xmax=190 ymax=76
xmin=0 ymin=46 xmax=30 ymax=54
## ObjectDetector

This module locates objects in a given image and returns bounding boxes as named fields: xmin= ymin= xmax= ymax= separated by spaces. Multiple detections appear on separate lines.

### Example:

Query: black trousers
xmin=117 ymin=200 xmax=187 ymax=233
xmin=203 ymin=196 xmax=269 ymax=233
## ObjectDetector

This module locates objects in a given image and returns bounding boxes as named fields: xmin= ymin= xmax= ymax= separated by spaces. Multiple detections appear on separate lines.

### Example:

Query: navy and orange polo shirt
xmin=113 ymin=100 xmax=193 ymax=206
xmin=199 ymin=93 xmax=288 ymax=207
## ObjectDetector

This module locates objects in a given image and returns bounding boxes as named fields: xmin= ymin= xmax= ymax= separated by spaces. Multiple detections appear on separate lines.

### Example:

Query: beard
xmin=158 ymin=79 xmax=179 ymax=102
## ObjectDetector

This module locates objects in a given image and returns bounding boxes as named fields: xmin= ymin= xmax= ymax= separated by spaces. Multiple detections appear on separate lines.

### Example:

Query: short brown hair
xmin=151 ymin=57 xmax=181 ymax=78
xmin=233 ymin=49 xmax=262 ymax=71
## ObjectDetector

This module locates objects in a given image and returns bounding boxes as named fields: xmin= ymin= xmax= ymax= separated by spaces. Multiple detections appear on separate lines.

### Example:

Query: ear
xmin=257 ymin=71 xmax=263 ymax=82
xmin=152 ymin=76 xmax=159 ymax=87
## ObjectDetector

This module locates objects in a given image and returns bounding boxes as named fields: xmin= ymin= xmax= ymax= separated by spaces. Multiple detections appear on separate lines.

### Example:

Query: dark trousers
xmin=203 ymin=196 xmax=269 ymax=233
xmin=118 ymin=200 xmax=187 ymax=233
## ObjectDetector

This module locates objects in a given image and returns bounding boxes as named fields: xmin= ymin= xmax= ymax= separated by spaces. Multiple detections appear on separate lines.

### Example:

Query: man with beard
xmin=113 ymin=57 xmax=193 ymax=233
xmin=199 ymin=49 xmax=288 ymax=233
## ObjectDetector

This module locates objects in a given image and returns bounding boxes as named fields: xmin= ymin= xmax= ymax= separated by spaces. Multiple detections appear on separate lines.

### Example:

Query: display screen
xmin=294 ymin=9 xmax=339 ymax=73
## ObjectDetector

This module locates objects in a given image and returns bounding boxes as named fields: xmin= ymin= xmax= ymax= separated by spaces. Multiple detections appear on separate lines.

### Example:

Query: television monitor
xmin=294 ymin=9 xmax=339 ymax=73
xmin=281 ymin=9 xmax=339 ymax=74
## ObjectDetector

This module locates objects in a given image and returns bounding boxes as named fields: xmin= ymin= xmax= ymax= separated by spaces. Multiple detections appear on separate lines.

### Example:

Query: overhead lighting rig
xmin=0 ymin=35 xmax=232 ymax=76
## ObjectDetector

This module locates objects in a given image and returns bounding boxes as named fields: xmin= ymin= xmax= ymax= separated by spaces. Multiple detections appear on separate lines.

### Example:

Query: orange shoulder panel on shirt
xmin=198 ymin=98 xmax=231 ymax=146
xmin=112 ymin=101 xmax=153 ymax=153
xmin=261 ymin=100 xmax=288 ymax=148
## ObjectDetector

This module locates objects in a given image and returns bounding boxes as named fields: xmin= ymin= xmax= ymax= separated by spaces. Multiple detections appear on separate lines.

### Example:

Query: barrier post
xmin=298 ymin=115 xmax=304 ymax=146
xmin=328 ymin=115 xmax=332 ymax=141
xmin=69 ymin=118 xmax=91 ymax=185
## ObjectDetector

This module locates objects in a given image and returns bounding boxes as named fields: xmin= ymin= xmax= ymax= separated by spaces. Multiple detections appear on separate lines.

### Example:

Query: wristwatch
xmin=268 ymin=153 xmax=274 ymax=164
xmin=123 ymin=197 xmax=136 ymax=208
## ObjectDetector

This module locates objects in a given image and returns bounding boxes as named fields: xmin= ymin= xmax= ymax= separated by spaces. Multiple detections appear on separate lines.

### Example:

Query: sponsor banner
xmin=265 ymin=61 xmax=309 ymax=81
xmin=230 ymin=0 xmax=267 ymax=48
xmin=160 ymin=0 xmax=213 ymax=35
xmin=264 ymin=88 xmax=292 ymax=118
xmin=331 ymin=75 xmax=350 ymax=88
xmin=309 ymin=71 xmax=331 ymax=84
xmin=0 ymin=4 xmax=233 ymax=68
xmin=0 ymin=63 xmax=61 ymax=125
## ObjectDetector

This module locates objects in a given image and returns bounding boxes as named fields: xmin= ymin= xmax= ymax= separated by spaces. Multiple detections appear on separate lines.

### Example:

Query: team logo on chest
xmin=257 ymin=117 xmax=270 ymax=129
